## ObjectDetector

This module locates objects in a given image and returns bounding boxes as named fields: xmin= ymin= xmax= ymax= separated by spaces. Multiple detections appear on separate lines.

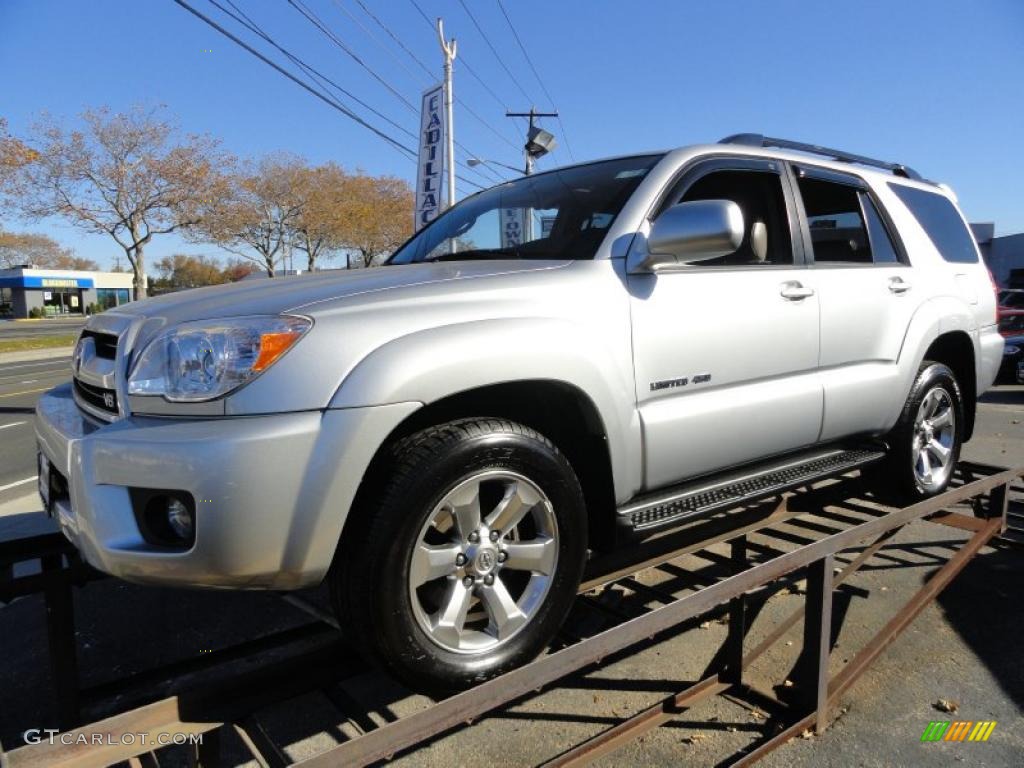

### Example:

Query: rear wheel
xmin=870 ymin=362 xmax=963 ymax=504
xmin=331 ymin=418 xmax=587 ymax=693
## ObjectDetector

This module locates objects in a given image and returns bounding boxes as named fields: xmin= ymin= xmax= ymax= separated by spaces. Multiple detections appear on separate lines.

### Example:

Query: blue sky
xmin=2 ymin=0 xmax=1022 ymax=270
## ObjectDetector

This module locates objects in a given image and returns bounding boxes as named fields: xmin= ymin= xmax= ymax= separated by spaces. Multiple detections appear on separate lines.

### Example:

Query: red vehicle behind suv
xmin=998 ymin=289 xmax=1024 ymax=336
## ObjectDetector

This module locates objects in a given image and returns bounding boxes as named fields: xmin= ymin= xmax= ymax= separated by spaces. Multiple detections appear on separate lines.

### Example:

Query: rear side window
xmin=860 ymin=192 xmax=900 ymax=263
xmin=797 ymin=176 xmax=872 ymax=263
xmin=888 ymin=184 xmax=979 ymax=264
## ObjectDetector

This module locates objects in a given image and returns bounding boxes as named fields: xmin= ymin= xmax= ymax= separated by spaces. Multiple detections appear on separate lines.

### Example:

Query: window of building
xmin=676 ymin=169 xmax=793 ymax=266
xmin=888 ymin=183 xmax=979 ymax=264
xmin=97 ymin=288 xmax=130 ymax=310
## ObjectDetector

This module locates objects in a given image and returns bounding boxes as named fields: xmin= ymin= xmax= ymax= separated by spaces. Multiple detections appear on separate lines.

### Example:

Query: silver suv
xmin=35 ymin=135 xmax=1002 ymax=691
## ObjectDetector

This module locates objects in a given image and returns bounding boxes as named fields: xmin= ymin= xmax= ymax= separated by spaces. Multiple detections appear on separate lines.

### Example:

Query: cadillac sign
xmin=415 ymin=83 xmax=448 ymax=230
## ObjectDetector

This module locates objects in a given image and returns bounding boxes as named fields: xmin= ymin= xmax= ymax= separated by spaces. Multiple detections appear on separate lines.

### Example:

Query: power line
xmin=177 ymin=0 xmax=415 ymax=158
xmin=287 ymin=0 xmax=419 ymax=114
xmin=218 ymin=0 xmax=416 ymax=143
xmin=173 ymin=0 xmax=488 ymax=192
xmin=331 ymin=0 xmax=428 ymax=90
xmin=455 ymin=0 xmax=533 ymax=105
xmin=286 ymin=0 xmax=501 ymax=186
xmin=494 ymin=0 xmax=575 ymax=162
xmin=221 ymin=0 xmax=502 ymax=187
xmin=407 ymin=0 xmax=528 ymax=133
xmin=356 ymin=0 xmax=435 ymax=79
xmin=355 ymin=0 xmax=523 ymax=157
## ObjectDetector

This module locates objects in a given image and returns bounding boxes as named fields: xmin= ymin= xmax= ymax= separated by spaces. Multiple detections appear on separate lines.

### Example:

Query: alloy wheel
xmin=408 ymin=470 xmax=558 ymax=654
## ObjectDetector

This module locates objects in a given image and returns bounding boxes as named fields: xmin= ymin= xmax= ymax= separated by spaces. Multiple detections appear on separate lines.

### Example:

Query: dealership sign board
xmin=500 ymin=208 xmax=526 ymax=249
xmin=415 ymin=83 xmax=447 ymax=230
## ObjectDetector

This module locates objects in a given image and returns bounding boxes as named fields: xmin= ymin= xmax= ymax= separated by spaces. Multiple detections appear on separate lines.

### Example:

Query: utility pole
xmin=506 ymin=107 xmax=559 ymax=175
xmin=436 ymin=19 xmax=457 ymax=209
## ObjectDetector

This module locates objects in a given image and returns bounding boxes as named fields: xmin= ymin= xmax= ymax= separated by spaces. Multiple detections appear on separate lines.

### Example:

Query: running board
xmin=618 ymin=447 xmax=886 ymax=536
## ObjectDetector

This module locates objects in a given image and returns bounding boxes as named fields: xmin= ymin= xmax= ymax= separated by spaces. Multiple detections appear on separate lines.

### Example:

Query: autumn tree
xmin=289 ymin=162 xmax=349 ymax=271
xmin=153 ymin=253 xmax=226 ymax=291
xmin=0 ymin=228 xmax=100 ymax=270
xmin=221 ymin=257 xmax=259 ymax=282
xmin=338 ymin=174 xmax=413 ymax=268
xmin=2 ymin=106 xmax=227 ymax=299
xmin=194 ymin=154 xmax=304 ymax=277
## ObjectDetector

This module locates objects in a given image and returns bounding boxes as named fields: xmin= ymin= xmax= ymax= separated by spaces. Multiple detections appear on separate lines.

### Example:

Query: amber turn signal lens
xmin=252 ymin=331 xmax=303 ymax=372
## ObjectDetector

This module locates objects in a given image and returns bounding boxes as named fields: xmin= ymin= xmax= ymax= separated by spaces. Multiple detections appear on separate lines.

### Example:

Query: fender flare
xmin=887 ymin=295 xmax=977 ymax=428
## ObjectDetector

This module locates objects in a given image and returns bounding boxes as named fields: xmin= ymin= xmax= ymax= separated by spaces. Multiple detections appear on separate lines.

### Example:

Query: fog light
xmin=166 ymin=497 xmax=194 ymax=541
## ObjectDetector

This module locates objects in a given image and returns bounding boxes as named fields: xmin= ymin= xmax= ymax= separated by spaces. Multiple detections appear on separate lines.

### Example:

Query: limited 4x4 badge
xmin=650 ymin=373 xmax=711 ymax=392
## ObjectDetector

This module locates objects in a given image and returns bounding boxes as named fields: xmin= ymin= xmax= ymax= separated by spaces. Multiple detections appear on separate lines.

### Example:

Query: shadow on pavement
xmin=935 ymin=544 xmax=1024 ymax=710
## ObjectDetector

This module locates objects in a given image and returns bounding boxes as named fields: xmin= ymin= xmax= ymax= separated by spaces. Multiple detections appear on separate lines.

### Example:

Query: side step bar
xmin=618 ymin=447 xmax=886 ymax=536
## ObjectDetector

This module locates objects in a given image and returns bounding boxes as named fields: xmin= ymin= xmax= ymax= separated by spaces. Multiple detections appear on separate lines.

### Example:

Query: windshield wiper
xmin=424 ymin=248 xmax=519 ymax=262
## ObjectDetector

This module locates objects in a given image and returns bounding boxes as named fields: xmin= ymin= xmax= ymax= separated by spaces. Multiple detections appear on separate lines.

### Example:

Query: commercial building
xmin=0 ymin=266 xmax=136 ymax=318
xmin=972 ymin=223 xmax=1024 ymax=288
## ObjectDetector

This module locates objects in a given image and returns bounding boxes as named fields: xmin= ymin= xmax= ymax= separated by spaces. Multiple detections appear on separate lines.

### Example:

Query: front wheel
xmin=871 ymin=361 xmax=964 ymax=504
xmin=331 ymin=418 xmax=587 ymax=693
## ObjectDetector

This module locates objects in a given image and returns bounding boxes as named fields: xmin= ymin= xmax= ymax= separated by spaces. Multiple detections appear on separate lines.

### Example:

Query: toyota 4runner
xmin=35 ymin=134 xmax=1003 ymax=691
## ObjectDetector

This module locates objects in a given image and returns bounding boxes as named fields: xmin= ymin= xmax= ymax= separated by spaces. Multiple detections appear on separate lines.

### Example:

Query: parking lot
xmin=0 ymin=347 xmax=1021 ymax=765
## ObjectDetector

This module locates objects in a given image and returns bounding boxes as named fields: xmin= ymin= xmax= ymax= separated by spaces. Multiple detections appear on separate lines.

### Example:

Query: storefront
xmin=0 ymin=267 xmax=136 ymax=318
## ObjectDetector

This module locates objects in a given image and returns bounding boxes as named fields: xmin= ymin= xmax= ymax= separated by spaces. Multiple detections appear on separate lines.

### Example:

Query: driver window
xmin=678 ymin=170 xmax=793 ymax=266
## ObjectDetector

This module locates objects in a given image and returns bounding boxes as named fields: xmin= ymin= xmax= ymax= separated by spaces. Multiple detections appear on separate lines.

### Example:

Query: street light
xmin=467 ymin=157 xmax=523 ymax=175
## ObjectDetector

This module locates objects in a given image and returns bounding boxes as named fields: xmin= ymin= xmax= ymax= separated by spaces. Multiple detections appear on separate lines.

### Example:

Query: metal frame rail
xmin=1 ymin=462 xmax=1020 ymax=768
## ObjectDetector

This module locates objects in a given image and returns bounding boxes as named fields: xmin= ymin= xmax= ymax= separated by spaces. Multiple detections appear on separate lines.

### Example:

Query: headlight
xmin=1005 ymin=345 xmax=1020 ymax=356
xmin=128 ymin=315 xmax=311 ymax=402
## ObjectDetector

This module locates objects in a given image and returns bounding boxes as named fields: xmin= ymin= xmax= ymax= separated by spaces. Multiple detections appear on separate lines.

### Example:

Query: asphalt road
xmin=0 ymin=355 xmax=71 ymax=504
xmin=0 ymin=318 xmax=85 ymax=341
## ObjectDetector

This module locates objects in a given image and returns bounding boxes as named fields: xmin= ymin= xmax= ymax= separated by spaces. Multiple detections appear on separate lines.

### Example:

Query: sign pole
xmin=437 ymin=19 xmax=457 ymax=210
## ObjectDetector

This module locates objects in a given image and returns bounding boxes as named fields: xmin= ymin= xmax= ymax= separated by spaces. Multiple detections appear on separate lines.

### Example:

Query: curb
xmin=0 ymin=346 xmax=75 ymax=365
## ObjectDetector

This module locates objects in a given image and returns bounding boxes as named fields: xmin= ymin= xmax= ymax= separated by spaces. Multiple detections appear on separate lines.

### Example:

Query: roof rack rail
xmin=719 ymin=133 xmax=924 ymax=182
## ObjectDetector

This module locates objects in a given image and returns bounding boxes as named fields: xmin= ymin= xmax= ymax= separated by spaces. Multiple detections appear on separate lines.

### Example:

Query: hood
xmin=109 ymin=260 xmax=569 ymax=328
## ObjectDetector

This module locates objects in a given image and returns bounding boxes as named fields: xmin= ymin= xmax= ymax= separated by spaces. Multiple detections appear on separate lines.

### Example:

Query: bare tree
xmin=0 ymin=228 xmax=100 ymax=270
xmin=3 ymin=106 xmax=227 ymax=299
xmin=195 ymin=155 xmax=305 ymax=276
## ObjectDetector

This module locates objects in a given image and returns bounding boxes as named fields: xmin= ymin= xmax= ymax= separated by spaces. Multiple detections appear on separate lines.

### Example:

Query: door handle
xmin=888 ymin=276 xmax=911 ymax=294
xmin=780 ymin=281 xmax=815 ymax=300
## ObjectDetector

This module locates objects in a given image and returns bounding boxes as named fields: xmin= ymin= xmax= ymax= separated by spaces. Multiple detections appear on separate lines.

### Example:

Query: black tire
xmin=331 ymin=418 xmax=587 ymax=693
xmin=869 ymin=361 xmax=964 ymax=505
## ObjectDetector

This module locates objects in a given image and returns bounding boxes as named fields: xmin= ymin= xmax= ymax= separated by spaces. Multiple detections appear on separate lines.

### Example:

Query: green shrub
xmin=28 ymin=307 xmax=44 ymax=319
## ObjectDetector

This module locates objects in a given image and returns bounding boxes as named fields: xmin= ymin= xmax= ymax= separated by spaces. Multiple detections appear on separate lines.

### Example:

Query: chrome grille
xmin=79 ymin=330 xmax=118 ymax=359
xmin=72 ymin=319 xmax=130 ymax=422
xmin=73 ymin=378 xmax=119 ymax=415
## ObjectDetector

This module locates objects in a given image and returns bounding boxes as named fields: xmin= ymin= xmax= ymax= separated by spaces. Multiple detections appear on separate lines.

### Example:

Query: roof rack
xmin=719 ymin=133 xmax=924 ymax=181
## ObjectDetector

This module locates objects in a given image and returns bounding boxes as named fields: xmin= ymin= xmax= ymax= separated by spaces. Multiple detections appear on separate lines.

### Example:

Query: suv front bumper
xmin=34 ymin=382 xmax=419 ymax=589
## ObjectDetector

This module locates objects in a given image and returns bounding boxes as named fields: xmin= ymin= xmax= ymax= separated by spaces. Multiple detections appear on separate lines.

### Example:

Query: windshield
xmin=389 ymin=154 xmax=663 ymax=264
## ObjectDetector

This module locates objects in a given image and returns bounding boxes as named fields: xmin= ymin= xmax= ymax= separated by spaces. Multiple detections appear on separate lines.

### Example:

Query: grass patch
xmin=0 ymin=335 xmax=78 ymax=353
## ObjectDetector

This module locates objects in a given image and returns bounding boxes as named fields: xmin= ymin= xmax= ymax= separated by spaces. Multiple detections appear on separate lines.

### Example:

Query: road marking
xmin=0 ymin=370 xmax=70 ymax=385
xmin=0 ymin=386 xmax=49 ymax=398
xmin=0 ymin=421 xmax=27 ymax=430
xmin=0 ymin=358 xmax=72 ymax=371
xmin=0 ymin=477 xmax=36 ymax=493
xmin=20 ymin=379 xmax=38 ymax=384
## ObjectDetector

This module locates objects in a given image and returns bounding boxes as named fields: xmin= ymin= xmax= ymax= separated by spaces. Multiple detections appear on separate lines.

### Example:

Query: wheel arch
xmin=922 ymin=331 xmax=977 ymax=441
xmin=344 ymin=379 xmax=620 ymax=554
xmin=895 ymin=298 xmax=980 ymax=441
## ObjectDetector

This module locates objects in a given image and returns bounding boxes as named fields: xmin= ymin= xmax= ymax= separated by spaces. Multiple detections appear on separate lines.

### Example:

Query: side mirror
xmin=634 ymin=199 xmax=744 ymax=272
